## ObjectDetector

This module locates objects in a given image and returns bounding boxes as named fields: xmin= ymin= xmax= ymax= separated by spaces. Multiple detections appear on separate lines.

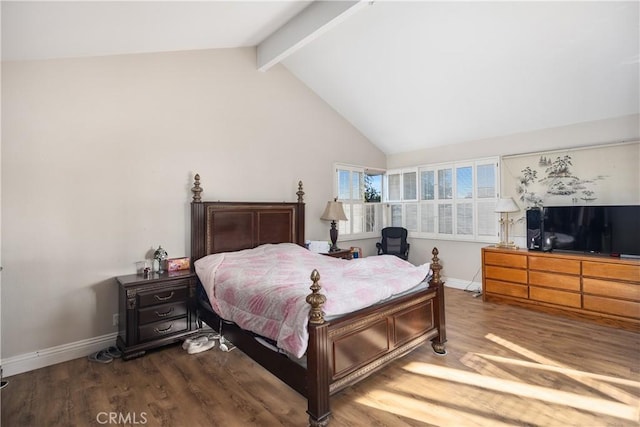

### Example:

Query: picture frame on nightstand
xmin=167 ymin=257 xmax=190 ymax=271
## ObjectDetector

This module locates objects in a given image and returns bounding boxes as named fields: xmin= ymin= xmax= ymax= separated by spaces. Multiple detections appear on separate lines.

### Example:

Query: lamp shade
xmin=320 ymin=200 xmax=348 ymax=221
xmin=495 ymin=197 xmax=520 ymax=213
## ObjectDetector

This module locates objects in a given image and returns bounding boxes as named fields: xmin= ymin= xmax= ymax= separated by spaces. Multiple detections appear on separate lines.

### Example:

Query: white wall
xmin=387 ymin=114 xmax=640 ymax=284
xmin=1 ymin=47 xmax=386 ymax=360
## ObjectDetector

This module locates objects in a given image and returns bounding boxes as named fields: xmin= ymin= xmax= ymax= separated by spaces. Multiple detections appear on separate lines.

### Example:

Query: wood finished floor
xmin=2 ymin=288 xmax=639 ymax=427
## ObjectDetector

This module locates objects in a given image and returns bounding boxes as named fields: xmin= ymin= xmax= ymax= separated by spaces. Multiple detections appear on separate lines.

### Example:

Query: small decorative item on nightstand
xmin=154 ymin=245 xmax=168 ymax=273
xmin=167 ymin=257 xmax=190 ymax=272
xmin=350 ymin=247 xmax=362 ymax=259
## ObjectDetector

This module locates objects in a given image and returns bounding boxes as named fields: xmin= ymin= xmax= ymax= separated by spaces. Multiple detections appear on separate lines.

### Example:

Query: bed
xmin=189 ymin=174 xmax=447 ymax=426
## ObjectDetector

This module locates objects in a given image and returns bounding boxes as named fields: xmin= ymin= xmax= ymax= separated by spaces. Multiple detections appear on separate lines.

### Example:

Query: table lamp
xmin=320 ymin=198 xmax=348 ymax=252
xmin=495 ymin=197 xmax=520 ymax=249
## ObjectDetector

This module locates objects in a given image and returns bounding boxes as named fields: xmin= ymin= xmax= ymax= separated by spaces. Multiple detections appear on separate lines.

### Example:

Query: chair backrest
xmin=380 ymin=227 xmax=408 ymax=257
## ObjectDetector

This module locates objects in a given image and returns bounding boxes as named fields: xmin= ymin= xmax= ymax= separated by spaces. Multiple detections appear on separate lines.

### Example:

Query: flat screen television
xmin=526 ymin=205 xmax=640 ymax=257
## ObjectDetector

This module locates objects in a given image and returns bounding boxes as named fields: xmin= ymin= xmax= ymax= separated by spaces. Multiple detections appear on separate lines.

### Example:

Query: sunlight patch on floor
xmin=476 ymin=353 xmax=640 ymax=388
xmin=483 ymin=333 xmax=640 ymax=406
xmin=354 ymin=388 xmax=515 ymax=426
xmin=402 ymin=362 xmax=639 ymax=421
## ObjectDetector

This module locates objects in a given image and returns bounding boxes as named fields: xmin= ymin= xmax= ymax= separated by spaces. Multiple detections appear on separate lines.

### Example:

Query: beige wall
xmin=1 ymin=47 xmax=385 ymax=359
xmin=387 ymin=114 xmax=640 ymax=283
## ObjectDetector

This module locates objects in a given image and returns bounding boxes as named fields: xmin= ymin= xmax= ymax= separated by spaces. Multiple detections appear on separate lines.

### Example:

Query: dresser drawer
xmin=138 ymin=301 xmax=188 ymax=325
xmin=138 ymin=285 xmax=189 ymax=308
xmin=485 ymin=265 xmax=527 ymax=284
xmin=583 ymin=278 xmax=640 ymax=301
xmin=529 ymin=287 xmax=581 ymax=308
xmin=529 ymin=256 xmax=581 ymax=275
xmin=583 ymin=295 xmax=640 ymax=318
xmin=485 ymin=279 xmax=528 ymax=298
xmin=484 ymin=251 xmax=527 ymax=269
xmin=139 ymin=317 xmax=188 ymax=342
xmin=582 ymin=261 xmax=640 ymax=283
xmin=529 ymin=271 xmax=581 ymax=291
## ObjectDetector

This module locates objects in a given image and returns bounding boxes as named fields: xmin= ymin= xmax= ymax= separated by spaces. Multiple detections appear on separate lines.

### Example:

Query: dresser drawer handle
xmin=154 ymin=324 xmax=173 ymax=334
xmin=154 ymin=291 xmax=175 ymax=302
xmin=155 ymin=308 xmax=174 ymax=318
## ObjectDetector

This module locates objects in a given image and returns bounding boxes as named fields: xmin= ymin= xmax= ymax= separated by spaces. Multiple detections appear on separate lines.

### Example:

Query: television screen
xmin=540 ymin=205 xmax=640 ymax=257
xmin=609 ymin=206 xmax=640 ymax=257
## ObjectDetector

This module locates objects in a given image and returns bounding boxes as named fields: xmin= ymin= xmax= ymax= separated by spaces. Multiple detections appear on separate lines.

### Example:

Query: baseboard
xmin=444 ymin=276 xmax=482 ymax=293
xmin=1 ymin=332 xmax=118 ymax=377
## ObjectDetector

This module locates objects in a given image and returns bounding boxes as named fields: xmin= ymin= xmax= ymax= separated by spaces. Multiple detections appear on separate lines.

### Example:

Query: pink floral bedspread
xmin=195 ymin=243 xmax=431 ymax=358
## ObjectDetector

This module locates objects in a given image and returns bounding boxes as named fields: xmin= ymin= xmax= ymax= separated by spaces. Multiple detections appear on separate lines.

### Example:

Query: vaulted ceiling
xmin=3 ymin=1 xmax=638 ymax=155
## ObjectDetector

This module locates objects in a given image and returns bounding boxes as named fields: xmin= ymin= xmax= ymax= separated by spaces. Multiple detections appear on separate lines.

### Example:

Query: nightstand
xmin=116 ymin=269 xmax=200 ymax=360
xmin=322 ymin=249 xmax=353 ymax=260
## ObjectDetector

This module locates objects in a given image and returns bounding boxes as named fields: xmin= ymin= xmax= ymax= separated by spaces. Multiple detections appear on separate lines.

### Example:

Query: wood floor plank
xmin=2 ymin=288 xmax=638 ymax=426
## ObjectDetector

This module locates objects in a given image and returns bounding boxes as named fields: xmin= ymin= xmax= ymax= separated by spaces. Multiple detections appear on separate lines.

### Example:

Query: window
xmin=334 ymin=158 xmax=499 ymax=243
xmin=335 ymin=165 xmax=384 ymax=238
xmin=414 ymin=158 xmax=499 ymax=242
xmin=385 ymin=169 xmax=418 ymax=231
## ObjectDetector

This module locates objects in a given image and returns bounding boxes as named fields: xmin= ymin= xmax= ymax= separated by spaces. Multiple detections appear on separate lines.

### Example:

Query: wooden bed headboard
xmin=190 ymin=174 xmax=306 ymax=263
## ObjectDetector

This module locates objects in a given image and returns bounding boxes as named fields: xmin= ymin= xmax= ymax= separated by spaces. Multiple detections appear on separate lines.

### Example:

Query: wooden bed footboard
xmin=305 ymin=248 xmax=446 ymax=426
xmin=190 ymin=174 xmax=446 ymax=427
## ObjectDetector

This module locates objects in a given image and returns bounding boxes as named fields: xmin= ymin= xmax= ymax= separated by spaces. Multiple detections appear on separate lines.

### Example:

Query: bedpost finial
xmin=297 ymin=181 xmax=305 ymax=203
xmin=192 ymin=173 xmax=203 ymax=203
xmin=306 ymin=269 xmax=325 ymax=324
xmin=429 ymin=247 xmax=442 ymax=287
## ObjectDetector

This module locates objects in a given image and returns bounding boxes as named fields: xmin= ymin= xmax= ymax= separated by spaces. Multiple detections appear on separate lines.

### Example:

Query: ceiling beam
xmin=257 ymin=1 xmax=367 ymax=72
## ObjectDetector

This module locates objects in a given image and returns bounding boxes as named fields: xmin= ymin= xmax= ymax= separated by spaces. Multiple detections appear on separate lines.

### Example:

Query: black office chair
xmin=376 ymin=227 xmax=410 ymax=260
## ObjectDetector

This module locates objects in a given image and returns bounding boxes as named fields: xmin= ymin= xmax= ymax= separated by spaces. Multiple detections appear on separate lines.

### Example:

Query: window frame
xmin=332 ymin=158 xmax=500 ymax=244
xmin=334 ymin=164 xmax=385 ymax=240
xmin=405 ymin=158 xmax=500 ymax=243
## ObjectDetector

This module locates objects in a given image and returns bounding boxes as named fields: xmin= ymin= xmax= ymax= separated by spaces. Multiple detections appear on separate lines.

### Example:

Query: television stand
xmin=482 ymin=247 xmax=640 ymax=331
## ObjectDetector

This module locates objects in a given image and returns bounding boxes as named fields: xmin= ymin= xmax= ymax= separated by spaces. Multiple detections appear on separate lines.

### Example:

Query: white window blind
xmin=335 ymin=164 xmax=384 ymax=239
xmin=413 ymin=158 xmax=499 ymax=242
xmin=335 ymin=158 xmax=498 ymax=243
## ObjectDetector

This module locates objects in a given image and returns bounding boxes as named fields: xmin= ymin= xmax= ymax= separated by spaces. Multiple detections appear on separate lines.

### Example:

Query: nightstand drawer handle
xmin=154 ymin=324 xmax=173 ymax=334
xmin=154 ymin=291 xmax=175 ymax=302
xmin=155 ymin=308 xmax=174 ymax=318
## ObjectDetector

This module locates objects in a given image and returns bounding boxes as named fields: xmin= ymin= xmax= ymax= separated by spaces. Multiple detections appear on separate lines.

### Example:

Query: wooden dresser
xmin=482 ymin=247 xmax=640 ymax=330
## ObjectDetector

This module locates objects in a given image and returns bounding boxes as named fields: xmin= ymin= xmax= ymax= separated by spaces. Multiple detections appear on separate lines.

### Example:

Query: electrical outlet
xmin=113 ymin=313 xmax=119 ymax=327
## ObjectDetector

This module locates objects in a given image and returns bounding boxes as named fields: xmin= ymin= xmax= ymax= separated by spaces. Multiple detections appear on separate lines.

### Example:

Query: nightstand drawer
xmin=322 ymin=249 xmax=353 ymax=260
xmin=138 ymin=285 xmax=188 ymax=308
xmin=139 ymin=317 xmax=188 ymax=342
xmin=138 ymin=301 xmax=188 ymax=325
